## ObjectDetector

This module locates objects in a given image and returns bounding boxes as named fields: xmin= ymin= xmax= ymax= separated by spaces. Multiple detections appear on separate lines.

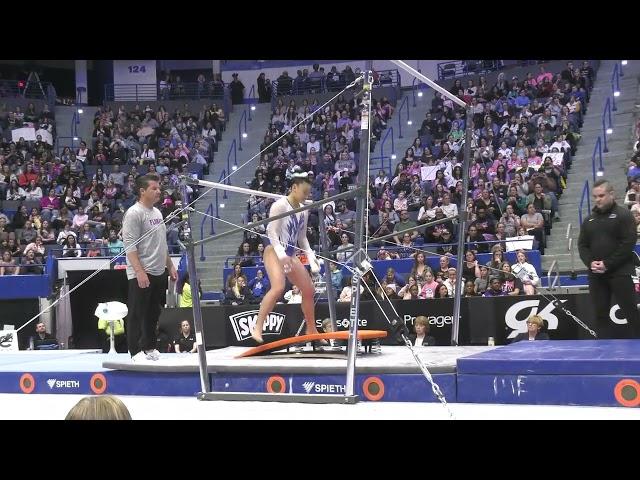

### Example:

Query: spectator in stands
xmin=39 ymin=220 xmax=56 ymax=245
xmin=486 ymin=247 xmax=505 ymax=274
xmin=474 ymin=265 xmax=490 ymax=295
xmin=86 ymin=241 xmax=102 ymax=257
xmin=511 ymin=315 xmax=549 ymax=343
xmin=78 ymin=223 xmax=96 ymax=245
xmin=33 ymin=322 xmax=59 ymax=349
xmin=336 ymin=201 xmax=356 ymax=231
xmin=106 ymin=230 xmax=124 ymax=257
xmin=483 ymin=277 xmax=507 ymax=297
xmin=19 ymin=220 xmax=38 ymax=246
xmin=20 ymin=249 xmax=44 ymax=275
xmin=40 ymin=188 xmax=60 ymax=222
xmin=0 ymin=250 xmax=19 ymax=276
xmin=248 ymin=269 xmax=270 ymax=300
xmin=461 ymin=250 xmax=481 ymax=282
xmin=335 ymin=233 xmax=354 ymax=264
xmin=624 ymin=181 xmax=640 ymax=208
xmin=62 ymin=234 xmax=82 ymax=258
xmin=500 ymin=262 xmax=523 ymax=296
xmin=398 ymin=277 xmax=420 ymax=300
xmin=24 ymin=236 xmax=45 ymax=260
xmin=419 ymin=270 xmax=439 ymax=299
xmin=501 ymin=204 xmax=521 ymax=237
xmin=443 ymin=267 xmax=458 ymax=297
xmin=223 ymin=276 xmax=255 ymax=306
xmin=435 ymin=283 xmax=450 ymax=299
xmin=6 ymin=180 xmax=25 ymax=200
xmin=409 ymin=252 xmax=430 ymax=286
xmin=24 ymin=179 xmax=42 ymax=201
xmin=327 ymin=261 xmax=343 ymax=291
xmin=56 ymin=221 xmax=76 ymax=245
xmin=520 ymin=203 xmax=545 ymax=254
xmin=464 ymin=281 xmax=477 ymax=297
xmin=284 ymin=284 xmax=303 ymax=304
xmin=173 ymin=320 xmax=197 ymax=353
xmin=236 ymin=241 xmax=256 ymax=267
xmin=380 ymin=267 xmax=405 ymax=294
xmin=512 ymin=250 xmax=539 ymax=295
xmin=393 ymin=210 xmax=419 ymax=245
xmin=72 ymin=207 xmax=89 ymax=231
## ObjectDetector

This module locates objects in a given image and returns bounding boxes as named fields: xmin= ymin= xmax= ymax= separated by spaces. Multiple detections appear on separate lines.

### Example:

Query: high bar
xmin=390 ymin=60 xmax=468 ymax=109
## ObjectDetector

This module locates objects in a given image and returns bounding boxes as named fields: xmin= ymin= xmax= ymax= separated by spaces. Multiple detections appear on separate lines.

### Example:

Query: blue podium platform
xmin=0 ymin=342 xmax=638 ymax=407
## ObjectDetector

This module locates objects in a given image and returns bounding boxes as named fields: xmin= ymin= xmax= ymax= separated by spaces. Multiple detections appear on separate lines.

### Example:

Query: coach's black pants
xmin=127 ymin=271 xmax=168 ymax=356
xmin=589 ymin=273 xmax=640 ymax=338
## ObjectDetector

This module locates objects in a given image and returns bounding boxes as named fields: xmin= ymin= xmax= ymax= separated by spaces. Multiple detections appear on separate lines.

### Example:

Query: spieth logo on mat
xmin=505 ymin=299 xmax=565 ymax=339
xmin=301 ymin=381 xmax=345 ymax=394
xmin=229 ymin=310 xmax=285 ymax=342
xmin=47 ymin=378 xmax=80 ymax=389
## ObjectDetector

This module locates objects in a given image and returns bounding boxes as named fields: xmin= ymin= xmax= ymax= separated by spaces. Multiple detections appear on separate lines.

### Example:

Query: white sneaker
xmin=145 ymin=349 xmax=161 ymax=361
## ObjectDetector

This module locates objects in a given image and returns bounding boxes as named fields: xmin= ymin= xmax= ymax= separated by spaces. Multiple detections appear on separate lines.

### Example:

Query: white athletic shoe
xmin=145 ymin=349 xmax=161 ymax=361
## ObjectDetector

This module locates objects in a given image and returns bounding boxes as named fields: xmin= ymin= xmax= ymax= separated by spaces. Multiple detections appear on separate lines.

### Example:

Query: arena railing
xmin=104 ymin=82 xmax=225 ymax=102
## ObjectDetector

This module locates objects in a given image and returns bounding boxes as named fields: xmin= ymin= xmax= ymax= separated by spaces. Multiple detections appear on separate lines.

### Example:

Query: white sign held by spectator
xmin=36 ymin=129 xmax=54 ymax=145
xmin=11 ymin=127 xmax=36 ymax=142
xmin=421 ymin=166 xmax=439 ymax=182
xmin=505 ymin=235 xmax=534 ymax=252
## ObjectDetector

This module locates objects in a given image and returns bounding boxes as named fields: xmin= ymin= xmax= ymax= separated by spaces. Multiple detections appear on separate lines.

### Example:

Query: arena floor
xmin=0 ymin=393 xmax=637 ymax=420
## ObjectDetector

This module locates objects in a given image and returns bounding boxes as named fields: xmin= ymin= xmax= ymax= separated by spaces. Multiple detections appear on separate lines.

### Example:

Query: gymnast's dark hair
xmin=291 ymin=166 xmax=312 ymax=186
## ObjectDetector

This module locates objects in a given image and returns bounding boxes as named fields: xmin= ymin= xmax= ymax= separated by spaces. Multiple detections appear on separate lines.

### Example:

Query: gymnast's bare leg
xmin=251 ymin=246 xmax=319 ymax=343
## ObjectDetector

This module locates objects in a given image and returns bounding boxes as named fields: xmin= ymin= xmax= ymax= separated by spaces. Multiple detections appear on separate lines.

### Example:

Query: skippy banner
xmin=159 ymin=294 xmax=637 ymax=347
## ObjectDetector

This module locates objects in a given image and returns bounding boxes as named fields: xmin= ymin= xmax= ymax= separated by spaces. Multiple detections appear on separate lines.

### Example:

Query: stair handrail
xmin=602 ymin=97 xmax=613 ymax=153
xmin=591 ymin=136 xmax=603 ymax=181
xmin=397 ymin=95 xmax=410 ymax=139
xmin=238 ymin=109 xmax=248 ymax=151
xmin=226 ymin=139 xmax=237 ymax=181
xmin=578 ymin=180 xmax=591 ymax=225
xmin=611 ymin=62 xmax=621 ymax=111
xmin=547 ymin=259 xmax=560 ymax=291
xmin=369 ymin=126 xmax=394 ymax=176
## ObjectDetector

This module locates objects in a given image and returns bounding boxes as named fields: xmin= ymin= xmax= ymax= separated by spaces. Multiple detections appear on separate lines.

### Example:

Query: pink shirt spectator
xmin=420 ymin=281 xmax=440 ymax=299
xmin=394 ymin=197 xmax=408 ymax=212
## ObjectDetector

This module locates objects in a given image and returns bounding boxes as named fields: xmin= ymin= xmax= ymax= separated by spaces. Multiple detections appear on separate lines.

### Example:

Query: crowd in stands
xmin=0 ymin=100 xmax=228 ymax=275
xmin=226 ymin=61 xmax=595 ymax=301
xmin=625 ymin=119 xmax=640 ymax=238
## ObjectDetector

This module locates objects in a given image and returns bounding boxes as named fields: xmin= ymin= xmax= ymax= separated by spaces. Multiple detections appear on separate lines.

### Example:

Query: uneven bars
xmin=188 ymin=178 xmax=285 ymax=200
xmin=192 ymin=188 xmax=362 ymax=247
xmin=390 ymin=60 xmax=468 ymax=109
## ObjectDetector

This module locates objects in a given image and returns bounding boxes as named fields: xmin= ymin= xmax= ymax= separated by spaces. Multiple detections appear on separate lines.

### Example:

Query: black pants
xmin=127 ymin=271 xmax=168 ymax=356
xmin=589 ymin=273 xmax=640 ymax=338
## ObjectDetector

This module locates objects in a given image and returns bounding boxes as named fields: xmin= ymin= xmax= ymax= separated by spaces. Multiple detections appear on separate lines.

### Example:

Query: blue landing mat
xmin=457 ymin=340 xmax=640 ymax=375
xmin=456 ymin=340 xmax=640 ymax=407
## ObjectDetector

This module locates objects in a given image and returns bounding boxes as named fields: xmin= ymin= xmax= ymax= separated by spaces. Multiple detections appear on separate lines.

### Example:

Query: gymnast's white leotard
xmin=266 ymin=196 xmax=311 ymax=259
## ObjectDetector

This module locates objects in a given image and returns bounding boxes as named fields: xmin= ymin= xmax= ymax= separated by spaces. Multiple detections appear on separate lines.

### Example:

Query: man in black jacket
xmin=578 ymin=179 xmax=639 ymax=337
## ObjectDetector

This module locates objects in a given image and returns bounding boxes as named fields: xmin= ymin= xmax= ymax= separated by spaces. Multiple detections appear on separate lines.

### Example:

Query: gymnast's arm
xmin=298 ymin=211 xmax=319 ymax=273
